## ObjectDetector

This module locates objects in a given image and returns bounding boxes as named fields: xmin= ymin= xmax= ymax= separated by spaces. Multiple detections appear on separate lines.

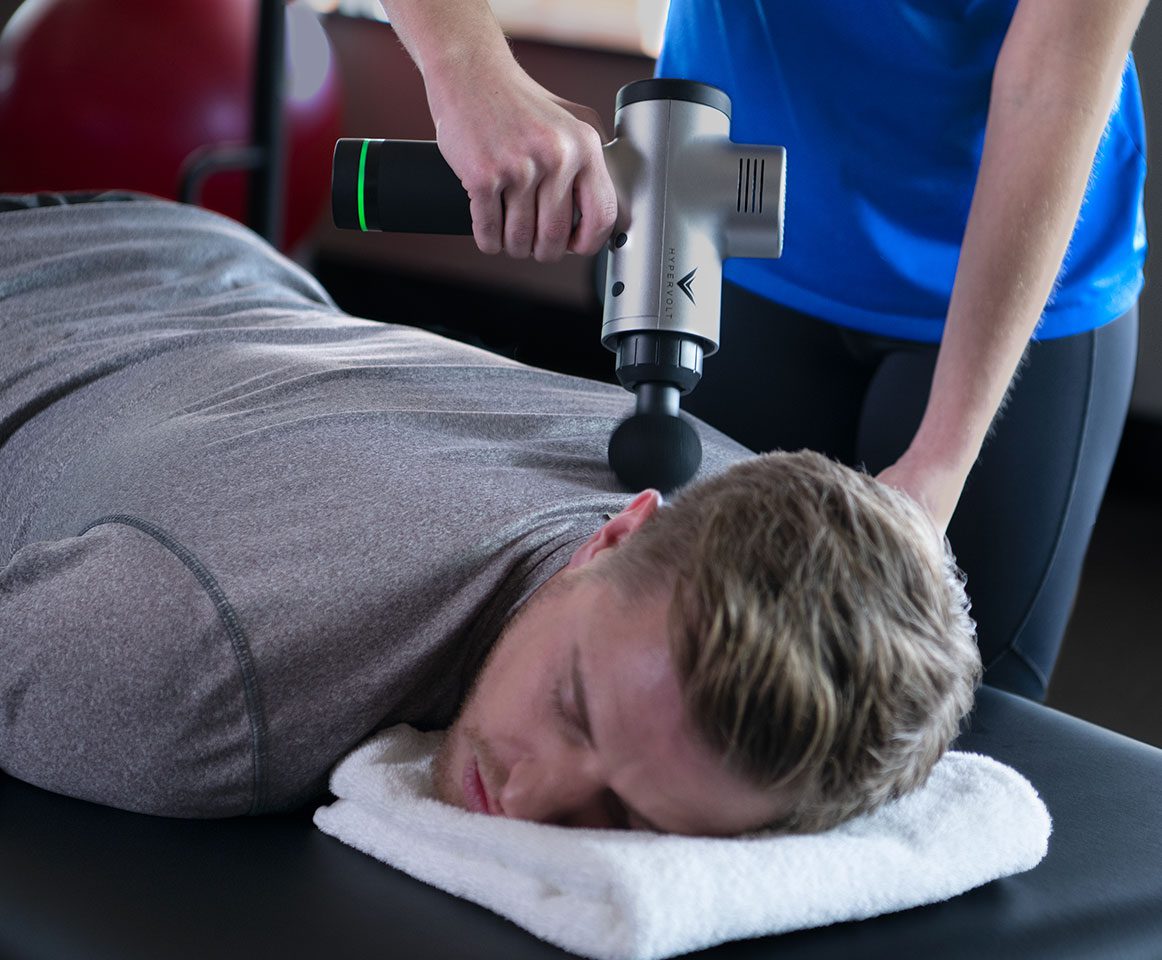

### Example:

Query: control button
xmin=612 ymin=282 xmax=625 ymax=297
xmin=615 ymin=233 xmax=628 ymax=248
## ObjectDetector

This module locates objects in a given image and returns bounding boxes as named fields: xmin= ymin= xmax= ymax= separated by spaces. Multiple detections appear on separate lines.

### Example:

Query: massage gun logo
xmin=663 ymin=247 xmax=697 ymax=320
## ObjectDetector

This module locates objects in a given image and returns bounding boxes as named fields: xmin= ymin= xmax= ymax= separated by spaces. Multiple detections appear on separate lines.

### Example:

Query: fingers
xmin=440 ymin=88 xmax=616 ymax=261
xmin=467 ymin=189 xmax=504 ymax=256
xmin=568 ymin=160 xmax=618 ymax=257
xmin=503 ymin=176 xmax=538 ymax=259
xmin=531 ymin=171 xmax=575 ymax=263
xmin=507 ymin=135 xmax=616 ymax=262
xmin=460 ymin=155 xmax=560 ymax=261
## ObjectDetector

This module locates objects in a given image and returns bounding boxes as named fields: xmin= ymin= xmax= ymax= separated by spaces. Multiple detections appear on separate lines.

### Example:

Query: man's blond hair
xmin=600 ymin=450 xmax=981 ymax=833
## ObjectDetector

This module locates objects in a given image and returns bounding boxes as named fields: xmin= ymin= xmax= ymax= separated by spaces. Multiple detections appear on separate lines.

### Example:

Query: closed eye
xmin=551 ymin=683 xmax=577 ymax=733
xmin=551 ymin=677 xmax=661 ymax=833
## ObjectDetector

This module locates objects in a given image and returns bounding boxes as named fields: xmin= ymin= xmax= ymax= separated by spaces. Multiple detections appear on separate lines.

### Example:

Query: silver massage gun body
xmin=331 ymin=79 xmax=786 ymax=492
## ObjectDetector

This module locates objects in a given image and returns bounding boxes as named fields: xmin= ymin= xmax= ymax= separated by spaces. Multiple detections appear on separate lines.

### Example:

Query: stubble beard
xmin=430 ymin=569 xmax=570 ymax=808
xmin=431 ymin=679 xmax=485 ymax=808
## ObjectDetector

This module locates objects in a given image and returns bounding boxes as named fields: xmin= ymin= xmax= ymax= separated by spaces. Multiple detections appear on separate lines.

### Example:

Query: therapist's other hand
xmin=876 ymin=452 xmax=965 ymax=540
xmin=425 ymin=59 xmax=617 ymax=262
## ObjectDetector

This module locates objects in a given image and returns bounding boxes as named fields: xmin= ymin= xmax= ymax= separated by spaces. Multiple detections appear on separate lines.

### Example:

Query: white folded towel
xmin=314 ymin=727 xmax=1051 ymax=960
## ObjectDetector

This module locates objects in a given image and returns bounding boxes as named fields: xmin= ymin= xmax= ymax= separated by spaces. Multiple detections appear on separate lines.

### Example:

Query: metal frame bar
xmin=178 ymin=0 xmax=286 ymax=247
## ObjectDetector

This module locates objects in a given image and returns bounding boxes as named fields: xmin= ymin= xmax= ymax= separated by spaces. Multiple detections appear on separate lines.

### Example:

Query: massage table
xmin=3 ymin=683 xmax=1160 ymax=959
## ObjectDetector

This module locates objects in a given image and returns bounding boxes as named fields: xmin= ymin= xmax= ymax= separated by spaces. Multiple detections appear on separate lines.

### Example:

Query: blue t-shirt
xmin=656 ymin=0 xmax=1148 ymax=342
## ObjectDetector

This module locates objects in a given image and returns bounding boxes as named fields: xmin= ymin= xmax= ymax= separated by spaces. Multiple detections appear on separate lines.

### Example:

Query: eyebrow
xmin=571 ymin=645 xmax=665 ymax=833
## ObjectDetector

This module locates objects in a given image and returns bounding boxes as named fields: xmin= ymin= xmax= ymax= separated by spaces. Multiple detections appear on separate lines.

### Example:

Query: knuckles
xmin=592 ymin=196 xmax=619 ymax=231
xmin=457 ymin=114 xmax=615 ymax=259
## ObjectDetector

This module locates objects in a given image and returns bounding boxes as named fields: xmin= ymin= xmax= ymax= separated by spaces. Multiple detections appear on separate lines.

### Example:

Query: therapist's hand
xmin=425 ymin=59 xmax=618 ymax=261
xmin=876 ymin=451 xmax=966 ymax=540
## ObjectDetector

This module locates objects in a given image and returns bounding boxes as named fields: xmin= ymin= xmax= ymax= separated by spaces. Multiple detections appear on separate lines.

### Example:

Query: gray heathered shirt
xmin=0 ymin=196 xmax=749 ymax=817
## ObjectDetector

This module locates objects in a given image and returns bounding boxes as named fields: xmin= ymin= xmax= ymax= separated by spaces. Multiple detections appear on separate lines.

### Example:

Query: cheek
xmin=458 ymin=623 xmax=554 ymax=745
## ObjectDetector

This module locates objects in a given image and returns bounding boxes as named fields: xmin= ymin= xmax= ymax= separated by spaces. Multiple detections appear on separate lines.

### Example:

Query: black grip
xmin=331 ymin=138 xmax=473 ymax=235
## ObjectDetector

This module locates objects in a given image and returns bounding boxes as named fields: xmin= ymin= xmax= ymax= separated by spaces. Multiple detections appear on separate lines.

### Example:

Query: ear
xmin=566 ymin=489 xmax=663 ymax=570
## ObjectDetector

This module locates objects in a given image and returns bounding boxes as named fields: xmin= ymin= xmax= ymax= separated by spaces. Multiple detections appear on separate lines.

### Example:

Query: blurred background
xmin=0 ymin=0 xmax=1158 ymax=746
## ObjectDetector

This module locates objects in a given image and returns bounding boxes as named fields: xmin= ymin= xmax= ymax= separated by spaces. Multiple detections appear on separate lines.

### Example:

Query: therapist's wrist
xmin=906 ymin=415 xmax=985 ymax=480
xmin=424 ymin=43 xmax=528 ymax=125
xmin=418 ymin=15 xmax=517 ymax=89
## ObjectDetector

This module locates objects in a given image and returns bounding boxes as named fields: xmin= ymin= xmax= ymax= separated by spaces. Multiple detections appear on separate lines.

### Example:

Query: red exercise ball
xmin=0 ymin=0 xmax=342 ymax=251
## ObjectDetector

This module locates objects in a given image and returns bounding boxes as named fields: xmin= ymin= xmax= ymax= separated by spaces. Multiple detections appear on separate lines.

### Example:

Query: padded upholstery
xmin=1 ymin=684 xmax=1160 ymax=959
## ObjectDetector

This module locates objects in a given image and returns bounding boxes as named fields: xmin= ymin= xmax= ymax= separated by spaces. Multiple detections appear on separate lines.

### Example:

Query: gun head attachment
xmin=606 ymin=332 xmax=704 ymax=493
xmin=608 ymin=406 xmax=702 ymax=495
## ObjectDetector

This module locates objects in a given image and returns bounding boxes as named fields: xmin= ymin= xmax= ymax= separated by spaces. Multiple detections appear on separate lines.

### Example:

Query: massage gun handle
xmin=332 ymin=138 xmax=472 ymax=235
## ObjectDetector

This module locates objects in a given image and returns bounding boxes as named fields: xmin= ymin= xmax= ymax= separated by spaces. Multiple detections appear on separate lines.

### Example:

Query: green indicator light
xmin=357 ymin=139 xmax=370 ymax=232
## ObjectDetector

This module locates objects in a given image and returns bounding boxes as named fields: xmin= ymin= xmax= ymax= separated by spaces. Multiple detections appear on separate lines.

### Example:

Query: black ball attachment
xmin=607 ymin=339 xmax=706 ymax=494
xmin=608 ymin=411 xmax=702 ymax=494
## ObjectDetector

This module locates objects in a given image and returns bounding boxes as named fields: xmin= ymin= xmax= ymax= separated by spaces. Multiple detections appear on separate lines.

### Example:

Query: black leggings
xmin=686 ymin=282 xmax=1139 ymax=701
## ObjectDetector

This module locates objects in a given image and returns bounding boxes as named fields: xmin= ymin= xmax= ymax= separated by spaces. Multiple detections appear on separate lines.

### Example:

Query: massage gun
xmin=331 ymin=79 xmax=786 ymax=493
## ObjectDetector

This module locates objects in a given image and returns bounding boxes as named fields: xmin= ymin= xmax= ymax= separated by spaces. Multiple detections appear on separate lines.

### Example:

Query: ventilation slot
xmin=736 ymin=157 xmax=765 ymax=214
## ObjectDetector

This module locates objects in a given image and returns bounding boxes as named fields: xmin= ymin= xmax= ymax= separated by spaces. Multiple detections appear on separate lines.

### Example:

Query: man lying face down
xmin=0 ymin=194 xmax=978 ymax=834
xmin=435 ymin=452 xmax=980 ymax=836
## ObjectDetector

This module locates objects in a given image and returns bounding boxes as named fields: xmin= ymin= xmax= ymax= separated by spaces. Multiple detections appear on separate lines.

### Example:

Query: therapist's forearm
xmin=375 ymin=1 xmax=617 ymax=260
xmin=376 ymin=0 xmax=516 ymax=90
xmin=905 ymin=2 xmax=1144 ymax=478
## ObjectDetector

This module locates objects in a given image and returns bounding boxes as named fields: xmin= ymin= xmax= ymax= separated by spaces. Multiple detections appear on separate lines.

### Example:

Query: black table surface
xmin=2 ymin=684 xmax=1161 ymax=960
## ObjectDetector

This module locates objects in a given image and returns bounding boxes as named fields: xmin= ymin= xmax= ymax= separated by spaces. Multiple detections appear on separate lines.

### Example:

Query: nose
xmin=499 ymin=756 xmax=619 ymax=829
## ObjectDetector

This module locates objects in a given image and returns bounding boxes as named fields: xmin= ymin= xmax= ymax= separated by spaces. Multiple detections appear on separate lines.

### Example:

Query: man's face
xmin=432 ymin=492 xmax=787 ymax=836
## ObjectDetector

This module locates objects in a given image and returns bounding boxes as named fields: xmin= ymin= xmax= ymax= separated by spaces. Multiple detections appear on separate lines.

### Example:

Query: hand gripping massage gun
xmin=331 ymin=79 xmax=786 ymax=493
